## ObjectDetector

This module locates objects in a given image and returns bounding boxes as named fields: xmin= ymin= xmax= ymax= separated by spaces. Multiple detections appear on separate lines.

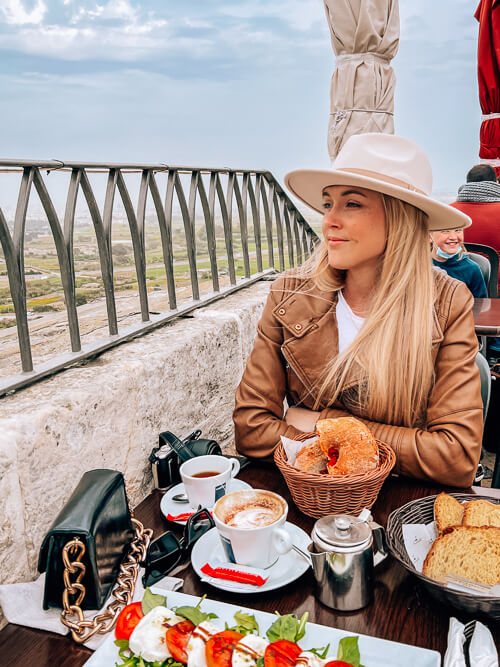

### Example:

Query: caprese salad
xmin=113 ymin=589 xmax=365 ymax=667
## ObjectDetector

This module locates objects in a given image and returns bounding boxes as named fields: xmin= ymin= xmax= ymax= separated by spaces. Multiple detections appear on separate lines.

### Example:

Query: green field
xmin=0 ymin=220 xmax=320 ymax=314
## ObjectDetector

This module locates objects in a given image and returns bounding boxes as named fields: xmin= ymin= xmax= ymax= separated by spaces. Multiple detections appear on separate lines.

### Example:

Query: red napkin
xmin=201 ymin=563 xmax=268 ymax=586
xmin=165 ymin=511 xmax=213 ymax=521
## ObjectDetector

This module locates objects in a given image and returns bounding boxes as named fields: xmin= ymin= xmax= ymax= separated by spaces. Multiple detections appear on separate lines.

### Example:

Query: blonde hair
xmin=300 ymin=194 xmax=435 ymax=428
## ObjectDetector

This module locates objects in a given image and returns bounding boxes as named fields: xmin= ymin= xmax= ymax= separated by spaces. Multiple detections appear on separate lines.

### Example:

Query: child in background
xmin=430 ymin=228 xmax=487 ymax=297
xmin=431 ymin=227 xmax=500 ymax=361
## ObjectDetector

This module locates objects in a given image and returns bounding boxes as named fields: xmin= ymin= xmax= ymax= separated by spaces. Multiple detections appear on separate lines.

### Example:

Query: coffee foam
xmin=227 ymin=507 xmax=278 ymax=529
xmin=214 ymin=490 xmax=285 ymax=529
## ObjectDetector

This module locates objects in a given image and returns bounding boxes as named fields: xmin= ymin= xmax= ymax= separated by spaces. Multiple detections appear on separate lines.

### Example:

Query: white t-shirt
xmin=336 ymin=290 xmax=365 ymax=354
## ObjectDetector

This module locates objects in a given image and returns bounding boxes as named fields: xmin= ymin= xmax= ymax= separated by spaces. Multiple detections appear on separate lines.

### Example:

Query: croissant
xmin=316 ymin=417 xmax=379 ymax=476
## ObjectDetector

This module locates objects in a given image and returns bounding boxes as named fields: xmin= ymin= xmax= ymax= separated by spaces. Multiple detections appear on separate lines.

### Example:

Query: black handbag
xmin=38 ymin=469 xmax=152 ymax=642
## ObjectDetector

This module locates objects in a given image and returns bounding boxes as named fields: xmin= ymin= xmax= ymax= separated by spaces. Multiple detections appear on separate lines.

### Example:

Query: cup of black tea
xmin=179 ymin=454 xmax=240 ymax=508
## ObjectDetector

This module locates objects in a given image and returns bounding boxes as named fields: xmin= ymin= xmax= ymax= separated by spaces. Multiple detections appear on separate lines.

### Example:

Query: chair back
xmin=465 ymin=243 xmax=499 ymax=297
xmin=468 ymin=252 xmax=491 ymax=295
xmin=476 ymin=352 xmax=491 ymax=419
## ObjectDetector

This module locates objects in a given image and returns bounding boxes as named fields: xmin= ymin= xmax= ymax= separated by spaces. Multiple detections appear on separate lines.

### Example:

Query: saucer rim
xmin=160 ymin=478 xmax=252 ymax=524
xmin=190 ymin=521 xmax=311 ymax=593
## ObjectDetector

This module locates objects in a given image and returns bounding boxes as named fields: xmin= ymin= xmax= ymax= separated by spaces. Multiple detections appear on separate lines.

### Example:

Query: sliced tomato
xmin=205 ymin=629 xmax=244 ymax=667
xmin=165 ymin=619 xmax=195 ymax=664
xmin=264 ymin=639 xmax=302 ymax=667
xmin=324 ymin=661 xmax=355 ymax=667
xmin=115 ymin=601 xmax=144 ymax=640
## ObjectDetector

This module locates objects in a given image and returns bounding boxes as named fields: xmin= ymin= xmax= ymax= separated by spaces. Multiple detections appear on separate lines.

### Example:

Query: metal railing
xmin=0 ymin=160 xmax=319 ymax=396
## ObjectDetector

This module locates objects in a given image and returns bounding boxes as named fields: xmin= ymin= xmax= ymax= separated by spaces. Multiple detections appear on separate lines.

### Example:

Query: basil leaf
xmin=337 ymin=636 xmax=361 ymax=667
xmin=175 ymin=605 xmax=217 ymax=626
xmin=141 ymin=588 xmax=167 ymax=616
xmin=308 ymin=644 xmax=330 ymax=659
xmin=256 ymin=658 xmax=265 ymax=667
xmin=266 ymin=612 xmax=308 ymax=643
xmin=229 ymin=611 xmax=260 ymax=635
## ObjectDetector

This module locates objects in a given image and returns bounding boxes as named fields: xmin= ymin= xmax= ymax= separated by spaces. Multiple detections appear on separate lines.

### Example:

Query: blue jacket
xmin=432 ymin=254 xmax=488 ymax=298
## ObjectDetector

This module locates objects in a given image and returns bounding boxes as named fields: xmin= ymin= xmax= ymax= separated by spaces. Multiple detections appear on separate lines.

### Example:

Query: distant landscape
xmin=0 ymin=213 xmax=321 ymax=376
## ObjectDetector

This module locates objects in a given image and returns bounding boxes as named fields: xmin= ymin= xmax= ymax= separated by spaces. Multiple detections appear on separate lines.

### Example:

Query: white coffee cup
xmin=213 ymin=489 xmax=293 ymax=569
xmin=179 ymin=455 xmax=240 ymax=509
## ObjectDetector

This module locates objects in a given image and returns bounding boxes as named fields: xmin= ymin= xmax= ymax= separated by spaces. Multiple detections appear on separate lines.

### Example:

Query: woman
xmin=233 ymin=133 xmax=483 ymax=487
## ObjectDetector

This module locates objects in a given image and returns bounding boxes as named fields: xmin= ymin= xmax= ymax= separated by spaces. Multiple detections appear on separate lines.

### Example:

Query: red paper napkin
xmin=165 ymin=511 xmax=213 ymax=521
xmin=201 ymin=563 xmax=268 ymax=586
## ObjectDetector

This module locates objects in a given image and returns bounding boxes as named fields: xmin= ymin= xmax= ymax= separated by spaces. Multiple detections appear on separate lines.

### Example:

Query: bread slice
xmin=422 ymin=526 xmax=500 ymax=587
xmin=463 ymin=499 xmax=500 ymax=528
xmin=295 ymin=440 xmax=327 ymax=474
xmin=434 ymin=492 xmax=465 ymax=535
xmin=316 ymin=417 xmax=378 ymax=476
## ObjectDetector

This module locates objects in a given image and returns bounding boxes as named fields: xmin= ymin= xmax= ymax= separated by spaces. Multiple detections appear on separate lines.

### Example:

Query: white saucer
xmin=160 ymin=479 xmax=253 ymax=524
xmin=191 ymin=522 xmax=311 ymax=593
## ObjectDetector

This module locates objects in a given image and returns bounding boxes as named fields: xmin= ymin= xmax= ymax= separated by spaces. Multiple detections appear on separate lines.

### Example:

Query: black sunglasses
xmin=142 ymin=508 xmax=215 ymax=588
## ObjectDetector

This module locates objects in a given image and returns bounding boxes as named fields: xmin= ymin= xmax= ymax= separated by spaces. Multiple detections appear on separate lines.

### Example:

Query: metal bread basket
xmin=386 ymin=493 xmax=500 ymax=620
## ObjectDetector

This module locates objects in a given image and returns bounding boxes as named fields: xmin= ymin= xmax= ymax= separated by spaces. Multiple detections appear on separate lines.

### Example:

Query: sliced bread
xmin=463 ymin=499 xmax=500 ymax=528
xmin=434 ymin=492 xmax=465 ymax=535
xmin=422 ymin=526 xmax=500 ymax=587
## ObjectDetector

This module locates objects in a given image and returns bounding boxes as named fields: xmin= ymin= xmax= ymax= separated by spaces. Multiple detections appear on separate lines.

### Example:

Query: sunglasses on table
xmin=142 ymin=508 xmax=215 ymax=588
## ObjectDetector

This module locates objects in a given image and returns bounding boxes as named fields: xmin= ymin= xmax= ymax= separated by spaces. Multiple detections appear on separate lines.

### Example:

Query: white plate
xmin=160 ymin=478 xmax=252 ymax=524
xmin=191 ymin=522 xmax=310 ymax=593
xmin=84 ymin=590 xmax=441 ymax=667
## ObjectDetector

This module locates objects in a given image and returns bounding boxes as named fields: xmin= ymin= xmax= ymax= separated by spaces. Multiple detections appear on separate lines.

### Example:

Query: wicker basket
xmin=274 ymin=433 xmax=396 ymax=518
xmin=386 ymin=493 xmax=500 ymax=620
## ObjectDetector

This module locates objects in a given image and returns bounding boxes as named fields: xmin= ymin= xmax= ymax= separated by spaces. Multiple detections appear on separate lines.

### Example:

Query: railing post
xmin=0 ymin=159 xmax=319 ymax=395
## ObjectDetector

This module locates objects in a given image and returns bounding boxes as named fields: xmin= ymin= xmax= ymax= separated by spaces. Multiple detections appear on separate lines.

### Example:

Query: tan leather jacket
xmin=233 ymin=269 xmax=483 ymax=487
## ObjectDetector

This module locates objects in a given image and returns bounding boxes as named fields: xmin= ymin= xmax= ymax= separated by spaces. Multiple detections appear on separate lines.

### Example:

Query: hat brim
xmin=284 ymin=169 xmax=471 ymax=231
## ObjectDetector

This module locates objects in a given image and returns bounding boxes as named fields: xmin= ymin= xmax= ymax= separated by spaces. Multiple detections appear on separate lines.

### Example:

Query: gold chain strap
xmin=60 ymin=517 xmax=153 ymax=643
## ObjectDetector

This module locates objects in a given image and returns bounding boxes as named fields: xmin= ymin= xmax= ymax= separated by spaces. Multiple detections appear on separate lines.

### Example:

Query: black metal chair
xmin=468 ymin=251 xmax=491 ymax=294
xmin=475 ymin=352 xmax=500 ymax=488
xmin=465 ymin=242 xmax=499 ymax=297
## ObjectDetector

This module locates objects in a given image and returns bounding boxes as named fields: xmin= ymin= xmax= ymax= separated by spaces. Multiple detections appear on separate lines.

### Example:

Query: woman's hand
xmin=285 ymin=406 xmax=321 ymax=432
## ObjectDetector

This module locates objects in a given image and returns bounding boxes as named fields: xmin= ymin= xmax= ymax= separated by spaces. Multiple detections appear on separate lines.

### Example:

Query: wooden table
xmin=1 ymin=464 xmax=499 ymax=666
xmin=473 ymin=297 xmax=500 ymax=335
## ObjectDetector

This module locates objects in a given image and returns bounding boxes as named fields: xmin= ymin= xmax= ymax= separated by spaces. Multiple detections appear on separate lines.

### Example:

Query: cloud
xmin=70 ymin=0 xmax=139 ymax=23
xmin=0 ymin=0 xmax=326 ymax=67
xmin=218 ymin=0 xmax=324 ymax=32
xmin=0 ymin=0 xmax=47 ymax=25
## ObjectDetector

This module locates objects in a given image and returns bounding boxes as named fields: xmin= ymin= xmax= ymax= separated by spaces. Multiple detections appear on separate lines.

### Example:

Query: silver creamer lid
xmin=312 ymin=514 xmax=371 ymax=548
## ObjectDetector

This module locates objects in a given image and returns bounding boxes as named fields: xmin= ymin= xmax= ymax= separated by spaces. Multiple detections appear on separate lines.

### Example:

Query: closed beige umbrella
xmin=324 ymin=0 xmax=400 ymax=160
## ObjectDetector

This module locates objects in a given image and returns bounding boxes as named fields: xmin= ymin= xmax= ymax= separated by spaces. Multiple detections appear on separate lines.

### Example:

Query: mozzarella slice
xmin=186 ymin=620 xmax=220 ymax=667
xmin=128 ymin=606 xmax=183 ymax=662
xmin=232 ymin=634 xmax=269 ymax=666
xmin=295 ymin=651 xmax=326 ymax=667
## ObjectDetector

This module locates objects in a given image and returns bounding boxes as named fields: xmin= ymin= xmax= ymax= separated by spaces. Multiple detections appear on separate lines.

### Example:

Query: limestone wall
xmin=0 ymin=280 xmax=270 ymax=628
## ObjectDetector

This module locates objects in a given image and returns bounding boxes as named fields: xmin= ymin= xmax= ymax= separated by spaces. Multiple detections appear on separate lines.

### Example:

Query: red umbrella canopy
xmin=476 ymin=0 xmax=500 ymax=169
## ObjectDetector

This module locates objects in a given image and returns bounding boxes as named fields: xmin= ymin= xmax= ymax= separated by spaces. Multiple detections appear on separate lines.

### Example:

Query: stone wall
xmin=0 ymin=280 xmax=271 ymax=629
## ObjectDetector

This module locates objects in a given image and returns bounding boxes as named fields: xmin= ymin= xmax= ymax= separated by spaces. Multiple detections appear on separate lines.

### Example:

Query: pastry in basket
xmin=434 ymin=492 xmax=466 ymax=534
xmin=316 ymin=417 xmax=379 ymax=476
xmin=422 ymin=525 xmax=500 ymax=587
xmin=294 ymin=439 xmax=327 ymax=474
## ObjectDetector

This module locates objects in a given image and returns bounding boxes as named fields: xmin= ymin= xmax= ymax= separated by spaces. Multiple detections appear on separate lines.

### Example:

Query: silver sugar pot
xmin=308 ymin=508 xmax=387 ymax=611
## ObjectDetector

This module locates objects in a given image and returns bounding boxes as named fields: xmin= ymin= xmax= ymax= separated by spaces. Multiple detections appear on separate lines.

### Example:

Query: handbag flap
xmin=38 ymin=469 xmax=133 ymax=610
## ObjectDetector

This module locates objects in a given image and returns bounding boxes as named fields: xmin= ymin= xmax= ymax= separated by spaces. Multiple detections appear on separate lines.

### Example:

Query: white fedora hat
xmin=285 ymin=133 xmax=471 ymax=231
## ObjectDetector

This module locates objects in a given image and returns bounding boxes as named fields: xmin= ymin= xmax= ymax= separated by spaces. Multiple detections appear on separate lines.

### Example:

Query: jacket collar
xmin=273 ymin=279 xmax=444 ymax=346
xmin=272 ymin=278 xmax=337 ymax=338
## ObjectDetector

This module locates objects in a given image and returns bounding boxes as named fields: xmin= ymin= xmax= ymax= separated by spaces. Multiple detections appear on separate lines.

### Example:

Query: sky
xmin=0 ymin=0 xmax=483 ymax=198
